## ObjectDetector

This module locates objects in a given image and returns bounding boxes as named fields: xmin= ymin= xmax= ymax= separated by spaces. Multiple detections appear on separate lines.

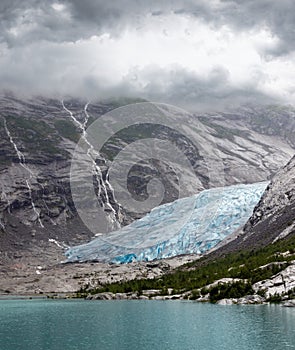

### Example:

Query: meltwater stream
xmin=0 ymin=300 xmax=295 ymax=350
xmin=2 ymin=117 xmax=44 ymax=228
xmin=66 ymin=182 xmax=267 ymax=263
xmin=61 ymin=100 xmax=120 ymax=230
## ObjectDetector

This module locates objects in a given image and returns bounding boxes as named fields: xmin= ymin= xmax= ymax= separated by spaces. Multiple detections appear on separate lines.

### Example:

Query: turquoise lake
xmin=0 ymin=300 xmax=295 ymax=350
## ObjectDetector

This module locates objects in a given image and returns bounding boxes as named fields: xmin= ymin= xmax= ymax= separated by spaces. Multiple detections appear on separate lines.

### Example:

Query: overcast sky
xmin=1 ymin=0 xmax=295 ymax=110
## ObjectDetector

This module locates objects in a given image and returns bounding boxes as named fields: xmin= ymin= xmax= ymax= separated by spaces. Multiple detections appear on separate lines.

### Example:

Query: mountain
xmin=77 ymin=156 xmax=295 ymax=302
xmin=220 ymin=154 xmax=295 ymax=251
xmin=0 ymin=93 xmax=295 ymax=270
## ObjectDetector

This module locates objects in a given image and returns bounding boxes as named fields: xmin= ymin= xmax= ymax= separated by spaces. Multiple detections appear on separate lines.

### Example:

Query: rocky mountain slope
xmin=0 ymin=93 xmax=295 ymax=271
xmin=218 ymin=154 xmax=295 ymax=252
xmin=185 ymin=152 xmax=295 ymax=302
xmin=243 ymin=155 xmax=295 ymax=243
xmin=57 ymin=142 xmax=295 ymax=300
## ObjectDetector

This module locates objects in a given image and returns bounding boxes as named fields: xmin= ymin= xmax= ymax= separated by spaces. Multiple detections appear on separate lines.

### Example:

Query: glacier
xmin=65 ymin=182 xmax=268 ymax=264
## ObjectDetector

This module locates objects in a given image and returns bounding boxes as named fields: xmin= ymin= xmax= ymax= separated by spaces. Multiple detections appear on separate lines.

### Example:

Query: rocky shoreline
xmin=81 ymin=290 xmax=295 ymax=306
xmin=2 ymin=290 xmax=295 ymax=307
xmin=20 ymin=291 xmax=295 ymax=307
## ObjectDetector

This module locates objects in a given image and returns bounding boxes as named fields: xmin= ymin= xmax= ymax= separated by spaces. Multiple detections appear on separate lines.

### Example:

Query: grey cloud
xmin=170 ymin=0 xmax=295 ymax=56
xmin=66 ymin=0 xmax=295 ymax=56
xmin=119 ymin=65 xmax=277 ymax=111
xmin=0 ymin=41 xmax=278 ymax=110
xmin=0 ymin=0 xmax=165 ymax=46
xmin=219 ymin=0 xmax=295 ymax=56
xmin=1 ymin=0 xmax=294 ymax=55
xmin=0 ymin=0 xmax=292 ymax=108
xmin=0 ymin=0 xmax=100 ymax=46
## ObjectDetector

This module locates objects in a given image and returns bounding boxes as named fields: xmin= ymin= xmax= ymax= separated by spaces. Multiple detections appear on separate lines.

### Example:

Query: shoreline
xmin=1 ymin=292 xmax=295 ymax=307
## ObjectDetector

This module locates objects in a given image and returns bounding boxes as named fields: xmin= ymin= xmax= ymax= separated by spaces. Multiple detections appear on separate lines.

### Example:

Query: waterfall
xmin=3 ymin=117 xmax=44 ymax=228
xmin=61 ymin=100 xmax=120 ymax=229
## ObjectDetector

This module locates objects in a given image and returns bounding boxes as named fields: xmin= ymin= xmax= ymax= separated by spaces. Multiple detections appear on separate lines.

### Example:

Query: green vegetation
xmin=199 ymin=117 xmax=250 ymax=142
xmin=78 ymin=234 xmax=295 ymax=300
xmin=0 ymin=154 xmax=11 ymax=167
xmin=287 ymin=287 xmax=295 ymax=299
xmin=54 ymin=119 xmax=80 ymax=143
xmin=205 ymin=281 xmax=254 ymax=303
xmin=5 ymin=116 xmax=62 ymax=156
xmin=266 ymin=293 xmax=282 ymax=303
xmin=101 ymin=123 xmax=159 ymax=160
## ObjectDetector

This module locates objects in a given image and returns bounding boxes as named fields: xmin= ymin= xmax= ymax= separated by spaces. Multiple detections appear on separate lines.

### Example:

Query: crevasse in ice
xmin=65 ymin=182 xmax=268 ymax=264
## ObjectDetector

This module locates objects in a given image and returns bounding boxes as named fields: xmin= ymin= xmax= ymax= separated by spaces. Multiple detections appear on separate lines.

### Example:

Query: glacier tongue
xmin=65 ymin=182 xmax=268 ymax=264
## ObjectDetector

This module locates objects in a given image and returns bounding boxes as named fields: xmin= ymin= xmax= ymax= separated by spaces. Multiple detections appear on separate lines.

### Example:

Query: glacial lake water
xmin=0 ymin=299 xmax=295 ymax=350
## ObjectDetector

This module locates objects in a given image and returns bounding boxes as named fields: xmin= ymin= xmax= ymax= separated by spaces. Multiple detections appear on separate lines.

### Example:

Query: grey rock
xmin=217 ymin=155 xmax=295 ymax=253
xmin=88 ymin=292 xmax=115 ymax=300
xmin=217 ymin=295 xmax=265 ymax=305
xmin=282 ymin=300 xmax=295 ymax=307
xmin=216 ymin=298 xmax=236 ymax=305
xmin=151 ymin=295 xmax=165 ymax=300
xmin=236 ymin=295 xmax=265 ymax=304
xmin=253 ymin=263 xmax=295 ymax=297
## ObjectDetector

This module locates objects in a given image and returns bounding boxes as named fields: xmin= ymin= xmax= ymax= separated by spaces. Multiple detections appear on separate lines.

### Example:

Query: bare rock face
xmin=235 ymin=155 xmax=295 ymax=248
xmin=283 ymin=300 xmax=295 ymax=307
xmin=216 ymin=295 xmax=265 ymax=305
xmin=253 ymin=262 xmax=295 ymax=297
xmin=0 ymin=94 xmax=121 ymax=264
xmin=0 ymin=93 xmax=295 ymax=271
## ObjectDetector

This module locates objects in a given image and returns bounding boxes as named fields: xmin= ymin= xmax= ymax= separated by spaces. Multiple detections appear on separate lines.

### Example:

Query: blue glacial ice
xmin=65 ymin=182 xmax=268 ymax=264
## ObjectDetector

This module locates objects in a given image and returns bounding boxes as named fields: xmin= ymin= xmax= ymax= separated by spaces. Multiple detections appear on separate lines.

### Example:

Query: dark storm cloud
xmin=72 ymin=0 xmax=295 ymax=56
xmin=214 ymin=0 xmax=295 ymax=56
xmin=0 ymin=0 xmax=154 ymax=46
xmin=0 ymin=0 xmax=91 ymax=46
xmin=0 ymin=0 xmax=184 ymax=46
xmin=168 ymin=0 xmax=295 ymax=56
xmin=1 ymin=0 xmax=294 ymax=55
xmin=0 ymin=0 xmax=293 ymax=107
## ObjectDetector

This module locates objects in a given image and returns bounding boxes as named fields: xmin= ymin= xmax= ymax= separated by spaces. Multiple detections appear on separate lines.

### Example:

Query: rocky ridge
xmin=219 ymin=154 xmax=295 ymax=252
